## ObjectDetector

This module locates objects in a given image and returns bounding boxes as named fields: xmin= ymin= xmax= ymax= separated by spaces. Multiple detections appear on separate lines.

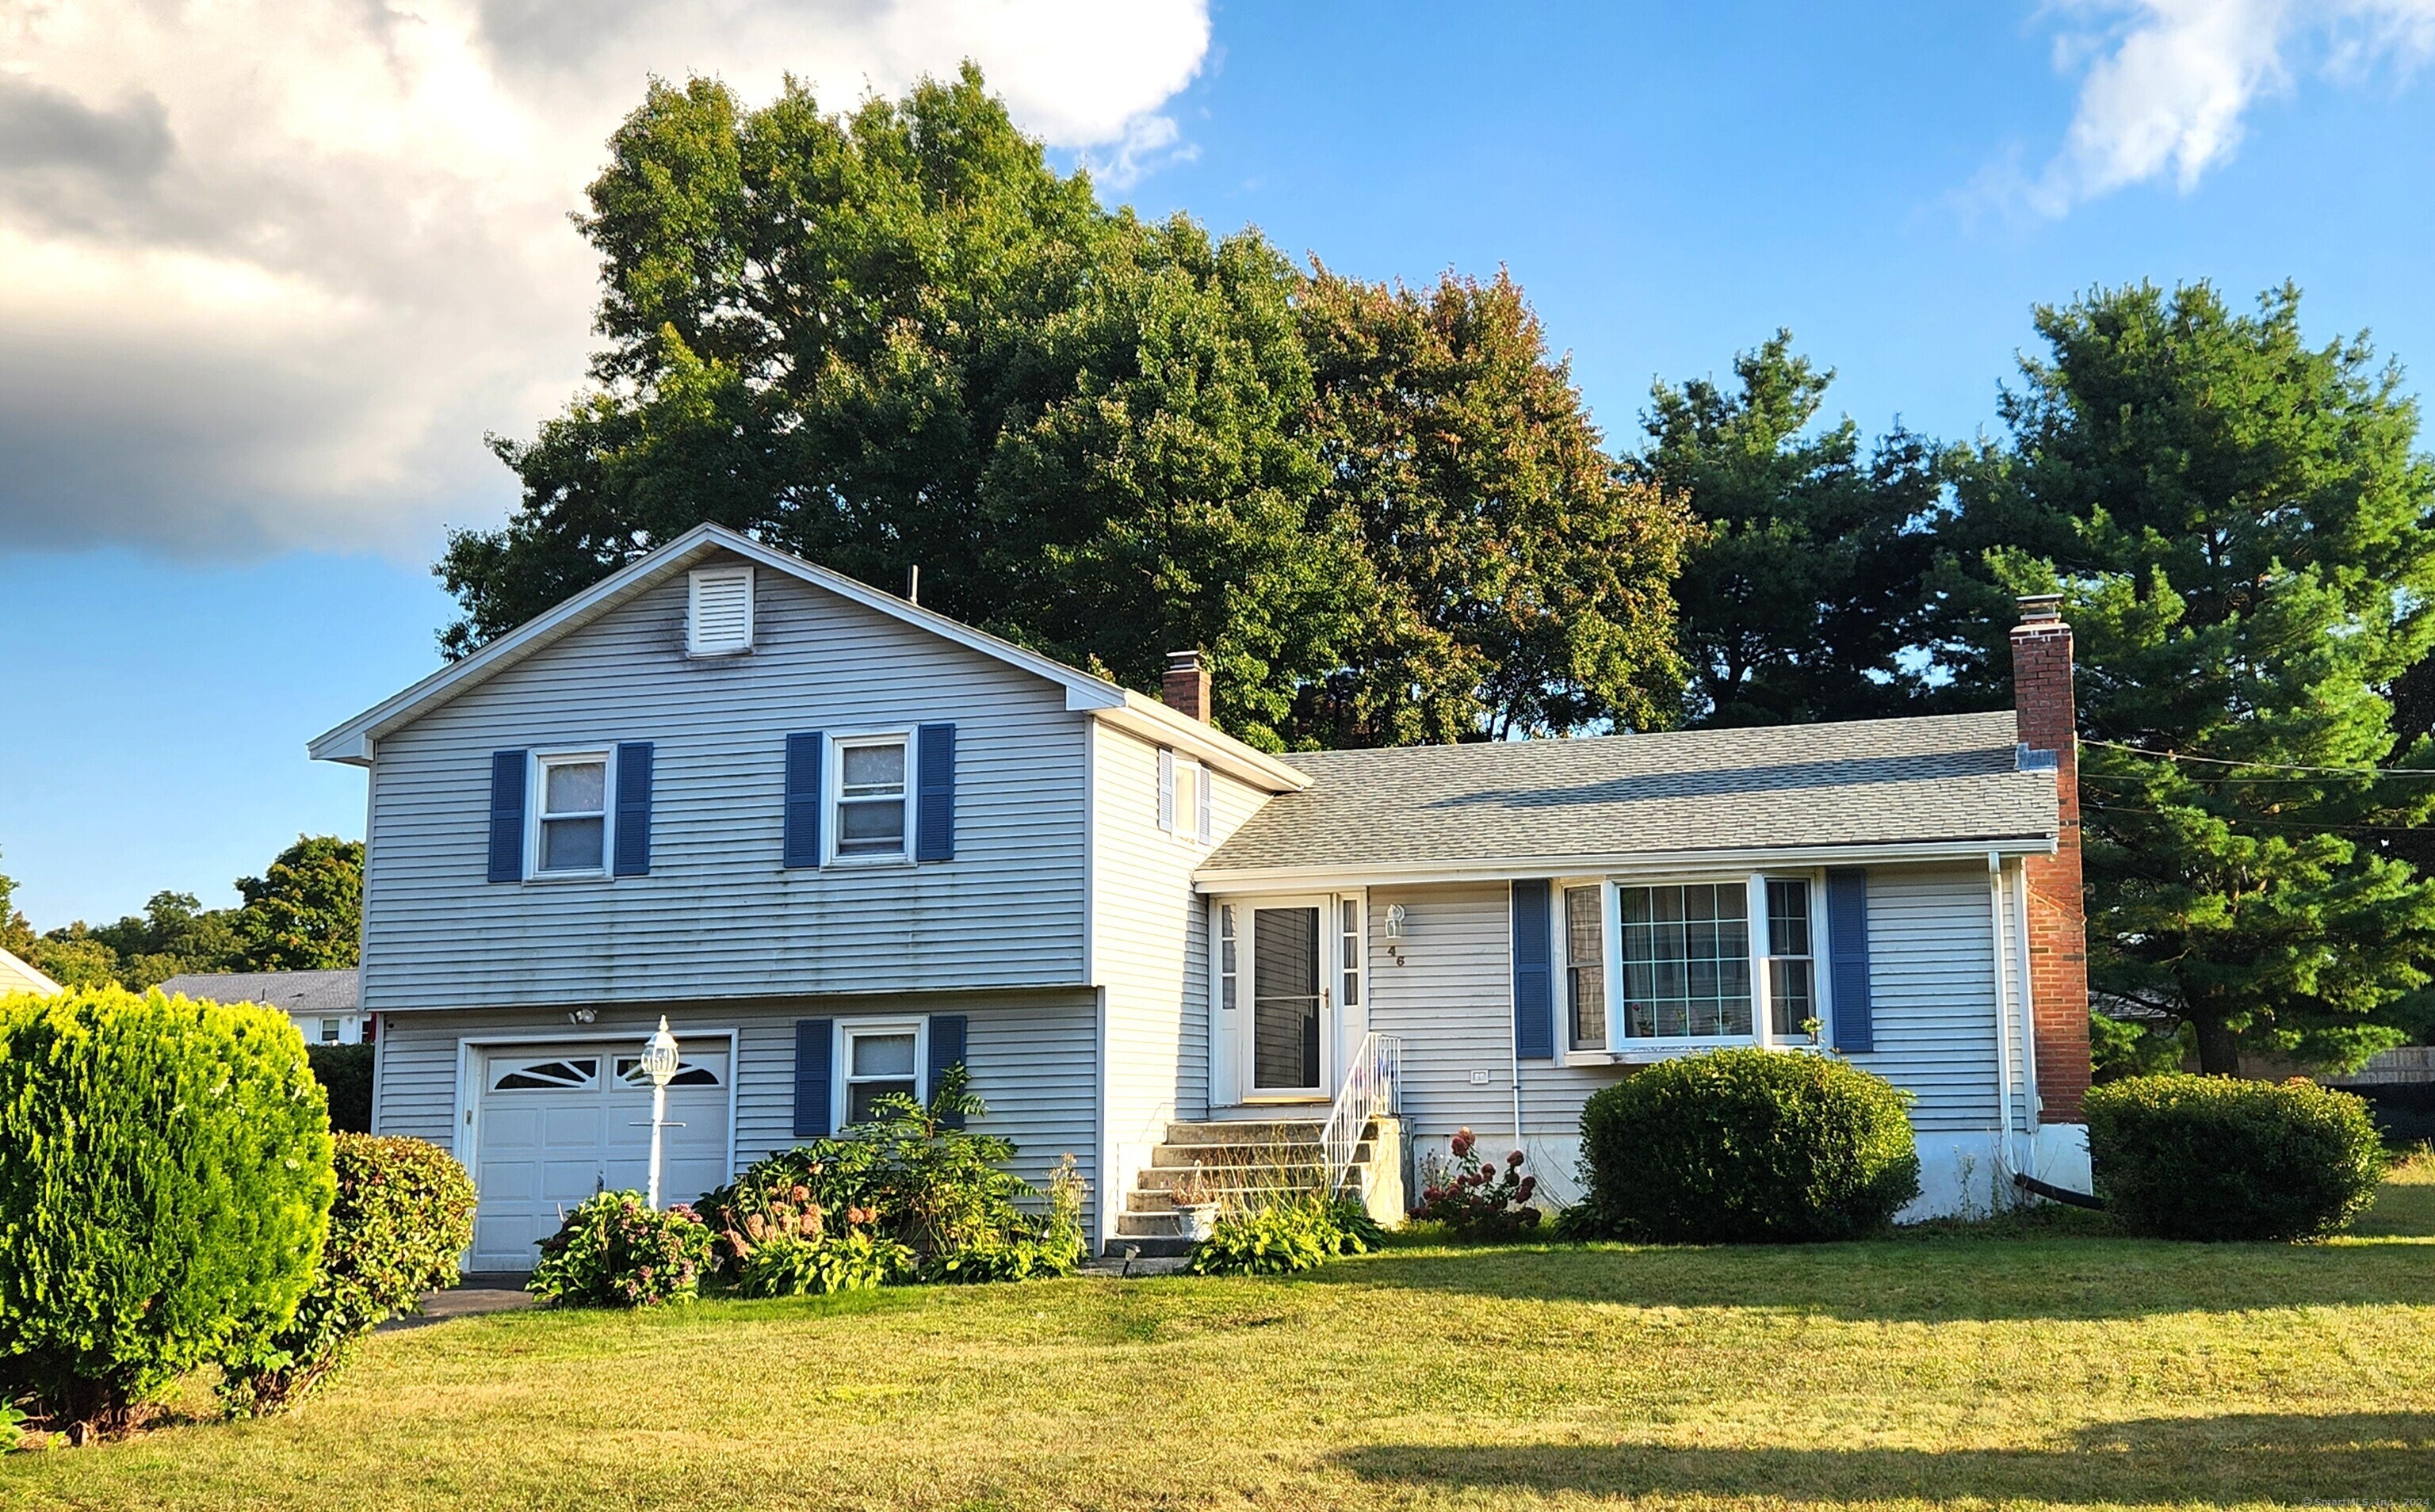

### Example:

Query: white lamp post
xmin=640 ymin=1017 xmax=680 ymax=1208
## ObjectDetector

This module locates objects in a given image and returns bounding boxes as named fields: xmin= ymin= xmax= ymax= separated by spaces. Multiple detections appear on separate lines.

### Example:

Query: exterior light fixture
xmin=1384 ymin=904 xmax=1408 ymax=939
xmin=642 ymin=1016 xmax=680 ymax=1208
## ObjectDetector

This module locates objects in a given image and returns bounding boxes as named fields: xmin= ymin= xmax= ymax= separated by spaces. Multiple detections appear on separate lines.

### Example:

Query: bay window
xmin=1764 ymin=877 xmax=1818 ymax=1037
xmin=1618 ymin=881 xmax=1753 ymax=1040
xmin=1565 ymin=884 xmax=1605 ymax=1050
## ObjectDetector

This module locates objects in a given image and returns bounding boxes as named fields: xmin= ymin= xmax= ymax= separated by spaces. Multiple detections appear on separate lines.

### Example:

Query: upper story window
xmin=535 ymin=753 xmax=609 ymax=874
xmin=1158 ymin=748 xmax=1211 ymax=844
xmin=687 ymin=565 xmax=754 ymax=655
xmin=1765 ymin=877 xmax=1817 ymax=1037
xmin=1619 ymin=882 xmax=1752 ymax=1040
xmin=834 ymin=735 xmax=908 ymax=860
xmin=1565 ymin=885 xmax=1605 ymax=1050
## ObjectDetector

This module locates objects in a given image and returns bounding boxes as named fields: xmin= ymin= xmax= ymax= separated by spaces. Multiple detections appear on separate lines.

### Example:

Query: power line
xmin=2082 ymin=738 xmax=2435 ymax=779
xmin=2081 ymin=798 xmax=2431 ymax=837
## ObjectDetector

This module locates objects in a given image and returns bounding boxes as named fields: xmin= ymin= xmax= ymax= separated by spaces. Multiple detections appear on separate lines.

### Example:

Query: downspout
xmin=1511 ymin=1010 xmax=1524 ymax=1161
xmin=2012 ymin=857 xmax=2039 ymax=1140
xmin=1987 ymin=852 xmax=2016 ymax=1179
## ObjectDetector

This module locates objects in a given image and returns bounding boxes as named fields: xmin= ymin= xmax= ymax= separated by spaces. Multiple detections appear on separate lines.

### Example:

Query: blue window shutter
xmin=613 ymin=742 xmax=653 ymax=876
xmin=1827 ymin=869 xmax=1874 ymax=1052
xmin=487 ymin=750 xmax=526 ymax=883
xmin=1512 ymin=880 xmax=1554 ymax=1060
xmin=793 ymin=1018 xmax=835 ymax=1137
xmin=783 ymin=732 xmax=823 ymax=869
xmin=916 ymin=723 xmax=956 ymax=861
xmin=927 ymin=1013 xmax=968 ymax=1128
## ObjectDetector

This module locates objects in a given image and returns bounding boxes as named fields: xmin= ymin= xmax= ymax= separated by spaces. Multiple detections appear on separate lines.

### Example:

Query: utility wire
xmin=2081 ymin=798 xmax=2431 ymax=837
xmin=2081 ymin=738 xmax=2435 ymax=779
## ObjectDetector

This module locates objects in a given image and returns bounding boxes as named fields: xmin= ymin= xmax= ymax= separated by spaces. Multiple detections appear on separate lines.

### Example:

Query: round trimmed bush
xmin=1573 ymin=1048 xmax=1921 ymax=1243
xmin=528 ymin=1192 xmax=713 ymax=1308
xmin=220 ymin=1133 xmax=477 ymax=1415
xmin=0 ymin=987 xmax=334 ymax=1426
xmin=2085 ymin=1075 xmax=2387 ymax=1241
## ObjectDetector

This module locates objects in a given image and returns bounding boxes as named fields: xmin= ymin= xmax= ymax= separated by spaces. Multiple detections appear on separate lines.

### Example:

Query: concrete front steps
xmin=1108 ymin=1117 xmax=1405 ymax=1258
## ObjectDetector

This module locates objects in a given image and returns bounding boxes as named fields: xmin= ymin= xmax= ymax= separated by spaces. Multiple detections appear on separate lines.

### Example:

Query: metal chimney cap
xmin=2016 ymin=593 xmax=2065 ymax=624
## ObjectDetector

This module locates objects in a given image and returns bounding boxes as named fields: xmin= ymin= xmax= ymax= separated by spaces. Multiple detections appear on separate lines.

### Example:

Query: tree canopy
xmin=440 ymin=68 xmax=1689 ymax=748
xmin=1958 ymin=282 xmax=2435 ymax=1072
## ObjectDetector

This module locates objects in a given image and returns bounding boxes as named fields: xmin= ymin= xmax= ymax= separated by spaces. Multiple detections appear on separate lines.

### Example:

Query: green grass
xmin=7 ymin=1157 xmax=2434 ymax=1511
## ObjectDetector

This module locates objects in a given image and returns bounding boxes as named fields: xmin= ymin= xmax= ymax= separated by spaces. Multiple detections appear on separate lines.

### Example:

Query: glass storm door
xmin=1250 ymin=903 xmax=1325 ymax=1094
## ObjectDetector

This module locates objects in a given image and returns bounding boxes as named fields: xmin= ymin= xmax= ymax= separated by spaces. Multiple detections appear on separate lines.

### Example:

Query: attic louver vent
xmin=688 ymin=566 xmax=754 ymax=655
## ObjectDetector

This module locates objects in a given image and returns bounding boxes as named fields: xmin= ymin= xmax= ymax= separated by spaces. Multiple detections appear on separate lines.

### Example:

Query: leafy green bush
xmin=527 ymin=1193 xmax=712 ymax=1308
xmin=219 ymin=1134 xmax=476 ymax=1415
xmin=0 ymin=987 xmax=334 ymax=1429
xmin=1328 ymin=1195 xmax=1388 ymax=1255
xmin=736 ymin=1230 xmax=913 ymax=1297
xmin=700 ymin=1067 xmax=1086 ymax=1286
xmin=1187 ymin=1193 xmax=1353 ymax=1276
xmin=306 ymin=1044 xmax=375 ymax=1133
xmin=2085 ymin=1075 xmax=2387 ymax=1241
xmin=1412 ymin=1128 xmax=1544 ymax=1239
xmin=1573 ymin=1048 xmax=1921 ymax=1243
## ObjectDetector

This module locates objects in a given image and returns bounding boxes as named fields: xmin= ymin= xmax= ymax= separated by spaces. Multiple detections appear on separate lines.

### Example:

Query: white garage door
xmin=469 ymin=1040 xmax=732 ymax=1271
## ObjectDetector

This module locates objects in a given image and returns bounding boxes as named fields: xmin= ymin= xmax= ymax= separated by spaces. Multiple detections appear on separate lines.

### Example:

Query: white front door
xmin=468 ymin=1040 xmax=731 ymax=1271
xmin=1240 ymin=897 xmax=1333 ymax=1101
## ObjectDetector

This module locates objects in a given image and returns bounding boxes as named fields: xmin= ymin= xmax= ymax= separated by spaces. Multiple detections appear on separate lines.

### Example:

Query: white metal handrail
xmin=1320 ymin=1033 xmax=1401 ymax=1197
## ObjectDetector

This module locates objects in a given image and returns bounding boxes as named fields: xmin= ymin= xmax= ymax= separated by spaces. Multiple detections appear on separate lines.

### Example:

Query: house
xmin=310 ymin=523 xmax=2092 ymax=1268
xmin=0 ymin=946 xmax=63 ymax=997
xmin=155 ymin=968 xmax=368 ymax=1045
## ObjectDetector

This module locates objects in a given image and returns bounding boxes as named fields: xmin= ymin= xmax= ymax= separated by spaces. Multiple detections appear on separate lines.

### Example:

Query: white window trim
xmin=686 ymin=564 xmax=755 ymax=657
xmin=1552 ymin=876 xmax=1607 ymax=1056
xmin=1574 ymin=868 xmax=1838 ymax=1065
xmin=1170 ymin=756 xmax=1206 ymax=847
xmin=826 ymin=729 xmax=913 ymax=866
xmin=527 ymin=747 xmax=615 ymax=880
xmin=834 ymin=1017 xmax=927 ymax=1130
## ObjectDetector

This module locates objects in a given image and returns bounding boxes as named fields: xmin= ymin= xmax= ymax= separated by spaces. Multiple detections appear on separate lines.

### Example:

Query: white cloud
xmin=2019 ymin=0 xmax=2435 ymax=215
xmin=0 ymin=0 xmax=1212 ymax=557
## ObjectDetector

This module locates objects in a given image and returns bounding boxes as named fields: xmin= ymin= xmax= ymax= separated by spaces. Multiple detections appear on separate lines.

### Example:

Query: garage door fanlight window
xmin=492 ymin=1057 xmax=599 ymax=1090
xmin=615 ymin=1055 xmax=722 ymax=1087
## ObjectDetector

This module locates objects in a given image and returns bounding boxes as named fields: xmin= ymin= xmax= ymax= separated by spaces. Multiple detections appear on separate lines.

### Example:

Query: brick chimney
xmin=2013 ymin=594 xmax=2091 ymax=1124
xmin=1162 ymin=649 xmax=1211 ymax=722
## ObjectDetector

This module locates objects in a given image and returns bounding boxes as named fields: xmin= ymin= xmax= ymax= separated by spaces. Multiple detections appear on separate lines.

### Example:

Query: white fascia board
xmin=1191 ymin=835 xmax=2060 ymax=893
xmin=1091 ymin=693 xmax=1311 ymax=793
xmin=309 ymin=522 xmax=1130 ymax=766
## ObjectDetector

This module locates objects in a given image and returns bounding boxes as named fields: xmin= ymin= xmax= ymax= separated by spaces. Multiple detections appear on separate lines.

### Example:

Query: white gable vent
xmin=687 ymin=565 xmax=755 ymax=655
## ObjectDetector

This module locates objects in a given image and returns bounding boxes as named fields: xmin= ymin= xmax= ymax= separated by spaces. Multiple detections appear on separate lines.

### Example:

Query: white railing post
xmin=1321 ymin=1032 xmax=1403 ymax=1197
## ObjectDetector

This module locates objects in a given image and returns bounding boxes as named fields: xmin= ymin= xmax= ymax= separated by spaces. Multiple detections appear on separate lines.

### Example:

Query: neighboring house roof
xmin=307 ymin=522 xmax=1307 ymax=793
xmin=1198 ymin=710 xmax=2059 ymax=884
xmin=0 ymin=946 xmax=62 ymax=996
xmin=155 ymin=968 xmax=361 ymax=1014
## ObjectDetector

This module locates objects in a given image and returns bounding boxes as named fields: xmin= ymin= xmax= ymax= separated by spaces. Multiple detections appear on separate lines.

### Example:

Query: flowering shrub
xmin=527 ymin=1193 xmax=713 ymax=1308
xmin=1412 ymin=1128 xmax=1542 ymax=1239
xmin=220 ymin=1134 xmax=476 ymax=1415
xmin=698 ymin=1067 xmax=1086 ymax=1286
xmin=736 ymin=1229 xmax=913 ymax=1297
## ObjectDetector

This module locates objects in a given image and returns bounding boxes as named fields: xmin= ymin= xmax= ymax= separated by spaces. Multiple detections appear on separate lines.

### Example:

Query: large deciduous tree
xmin=440 ymin=68 xmax=1366 ymax=748
xmin=233 ymin=836 xmax=365 ymax=972
xmin=1630 ymin=333 xmax=1948 ymax=727
xmin=1292 ymin=265 xmax=1688 ymax=744
xmin=1958 ymin=282 xmax=2435 ymax=1073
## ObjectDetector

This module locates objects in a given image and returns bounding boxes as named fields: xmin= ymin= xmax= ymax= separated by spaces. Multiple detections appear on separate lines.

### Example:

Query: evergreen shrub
xmin=0 ymin=987 xmax=334 ymax=1428
xmin=306 ymin=1044 xmax=375 ymax=1133
xmin=2085 ymin=1075 xmax=2387 ymax=1240
xmin=1573 ymin=1048 xmax=1921 ymax=1243
xmin=220 ymin=1134 xmax=476 ymax=1414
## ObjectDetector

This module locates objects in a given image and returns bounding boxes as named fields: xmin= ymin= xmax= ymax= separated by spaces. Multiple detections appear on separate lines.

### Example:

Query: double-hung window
xmin=1565 ymin=885 xmax=1606 ymax=1050
xmin=840 ymin=1021 xmax=922 ymax=1125
xmin=1618 ymin=882 xmax=1752 ymax=1040
xmin=1339 ymin=898 xmax=1362 ymax=1009
xmin=1764 ymin=877 xmax=1818 ymax=1037
xmin=833 ymin=735 xmax=908 ymax=860
xmin=534 ymin=753 xmax=609 ymax=874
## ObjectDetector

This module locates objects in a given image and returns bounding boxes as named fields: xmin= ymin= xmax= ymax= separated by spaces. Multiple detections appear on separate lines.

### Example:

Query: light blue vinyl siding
xmin=371 ymin=991 xmax=1101 ymax=1228
xmin=359 ymin=558 xmax=1089 ymax=1010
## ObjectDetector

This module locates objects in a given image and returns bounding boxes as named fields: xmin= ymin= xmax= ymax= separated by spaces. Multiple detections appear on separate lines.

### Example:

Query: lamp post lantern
xmin=641 ymin=1017 xmax=680 ymax=1208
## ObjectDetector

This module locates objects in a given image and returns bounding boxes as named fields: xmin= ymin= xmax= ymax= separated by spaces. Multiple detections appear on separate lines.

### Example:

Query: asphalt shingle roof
xmin=155 ymin=968 xmax=360 ymax=1014
xmin=1200 ymin=710 xmax=2056 ymax=875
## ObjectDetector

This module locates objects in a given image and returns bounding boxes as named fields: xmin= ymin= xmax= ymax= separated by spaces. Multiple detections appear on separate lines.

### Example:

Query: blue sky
xmin=5 ymin=0 xmax=2433 ymax=926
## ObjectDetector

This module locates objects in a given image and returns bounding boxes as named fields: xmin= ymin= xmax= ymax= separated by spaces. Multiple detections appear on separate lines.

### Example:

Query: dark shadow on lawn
xmin=1336 ymin=1412 xmax=2435 ymax=1507
xmin=1305 ymin=1239 xmax=2435 ymax=1323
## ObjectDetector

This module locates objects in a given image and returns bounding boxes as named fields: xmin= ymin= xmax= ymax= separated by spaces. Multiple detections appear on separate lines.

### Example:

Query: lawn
xmin=7 ymin=1159 xmax=2433 ymax=1511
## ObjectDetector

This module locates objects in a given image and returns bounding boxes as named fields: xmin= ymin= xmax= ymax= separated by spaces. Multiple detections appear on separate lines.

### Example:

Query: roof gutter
xmin=1194 ymin=835 xmax=2060 ymax=892
xmin=1090 ymin=694 xmax=1311 ymax=793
